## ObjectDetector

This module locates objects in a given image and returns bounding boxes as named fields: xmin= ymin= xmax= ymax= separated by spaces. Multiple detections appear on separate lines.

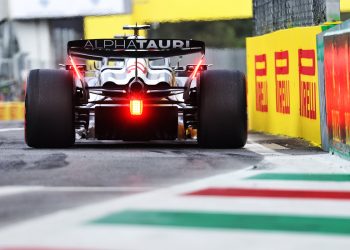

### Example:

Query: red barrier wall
xmin=324 ymin=33 xmax=350 ymax=151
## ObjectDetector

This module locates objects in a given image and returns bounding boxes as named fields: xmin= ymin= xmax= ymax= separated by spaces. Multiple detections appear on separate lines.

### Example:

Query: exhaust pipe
xmin=128 ymin=80 xmax=144 ymax=96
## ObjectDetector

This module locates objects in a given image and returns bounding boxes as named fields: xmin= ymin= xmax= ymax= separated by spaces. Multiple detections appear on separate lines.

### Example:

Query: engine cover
xmin=95 ymin=106 xmax=178 ymax=141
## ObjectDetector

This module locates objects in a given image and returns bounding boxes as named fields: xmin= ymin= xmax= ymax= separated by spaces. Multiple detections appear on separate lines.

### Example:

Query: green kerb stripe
xmin=91 ymin=210 xmax=350 ymax=235
xmin=247 ymin=173 xmax=350 ymax=182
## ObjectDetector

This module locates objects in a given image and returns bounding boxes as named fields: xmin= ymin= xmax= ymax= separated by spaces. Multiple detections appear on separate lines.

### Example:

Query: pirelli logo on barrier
xmin=298 ymin=49 xmax=317 ymax=120
xmin=275 ymin=51 xmax=290 ymax=114
xmin=255 ymin=54 xmax=268 ymax=112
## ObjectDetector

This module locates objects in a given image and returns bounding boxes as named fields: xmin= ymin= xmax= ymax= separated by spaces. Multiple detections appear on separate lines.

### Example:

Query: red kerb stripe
xmin=185 ymin=188 xmax=350 ymax=200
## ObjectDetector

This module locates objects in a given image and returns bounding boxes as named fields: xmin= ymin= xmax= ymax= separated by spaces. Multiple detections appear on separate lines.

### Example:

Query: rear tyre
xmin=198 ymin=70 xmax=247 ymax=148
xmin=25 ymin=69 xmax=75 ymax=148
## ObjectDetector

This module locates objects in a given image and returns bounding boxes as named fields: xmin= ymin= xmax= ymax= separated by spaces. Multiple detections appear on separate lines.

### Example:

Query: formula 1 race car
xmin=25 ymin=25 xmax=247 ymax=148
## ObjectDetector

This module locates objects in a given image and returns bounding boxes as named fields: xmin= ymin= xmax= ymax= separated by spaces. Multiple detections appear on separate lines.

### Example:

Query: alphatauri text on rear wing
xmin=67 ymin=39 xmax=205 ymax=59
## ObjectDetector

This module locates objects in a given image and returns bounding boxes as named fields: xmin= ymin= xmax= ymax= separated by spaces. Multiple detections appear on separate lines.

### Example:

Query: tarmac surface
xmin=0 ymin=121 xmax=323 ymax=230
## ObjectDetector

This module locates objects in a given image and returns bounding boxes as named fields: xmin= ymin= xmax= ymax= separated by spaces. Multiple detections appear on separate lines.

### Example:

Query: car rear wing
xmin=67 ymin=39 xmax=205 ymax=60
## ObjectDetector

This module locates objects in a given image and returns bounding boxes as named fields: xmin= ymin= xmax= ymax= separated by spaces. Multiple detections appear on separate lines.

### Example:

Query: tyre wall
xmin=246 ymin=26 xmax=323 ymax=145
xmin=318 ymin=20 xmax=350 ymax=158
xmin=0 ymin=102 xmax=25 ymax=121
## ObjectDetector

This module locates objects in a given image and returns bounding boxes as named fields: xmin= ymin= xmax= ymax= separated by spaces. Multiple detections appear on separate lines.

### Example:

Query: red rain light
xmin=69 ymin=56 xmax=83 ymax=81
xmin=130 ymin=99 xmax=143 ymax=116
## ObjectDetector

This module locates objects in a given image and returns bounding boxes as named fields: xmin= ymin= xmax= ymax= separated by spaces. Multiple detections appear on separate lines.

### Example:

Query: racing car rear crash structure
xmin=25 ymin=25 xmax=247 ymax=148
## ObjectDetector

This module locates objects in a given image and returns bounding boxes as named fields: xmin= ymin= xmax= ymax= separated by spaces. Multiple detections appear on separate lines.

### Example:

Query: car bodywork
xmin=67 ymin=25 xmax=206 ymax=141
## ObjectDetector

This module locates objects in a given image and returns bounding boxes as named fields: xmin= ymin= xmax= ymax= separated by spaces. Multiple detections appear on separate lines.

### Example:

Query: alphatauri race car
xmin=25 ymin=25 xmax=247 ymax=148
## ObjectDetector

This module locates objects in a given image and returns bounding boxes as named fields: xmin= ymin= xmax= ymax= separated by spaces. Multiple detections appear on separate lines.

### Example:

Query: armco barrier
xmin=318 ymin=20 xmax=350 ymax=158
xmin=246 ymin=26 xmax=323 ymax=145
xmin=0 ymin=102 xmax=25 ymax=121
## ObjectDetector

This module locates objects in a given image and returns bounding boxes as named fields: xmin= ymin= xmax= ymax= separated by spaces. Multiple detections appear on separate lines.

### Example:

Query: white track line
xmin=0 ymin=128 xmax=24 ymax=133
xmin=40 ymin=186 xmax=154 ymax=192
xmin=0 ymin=186 xmax=154 ymax=196
xmin=0 ymin=186 xmax=42 ymax=197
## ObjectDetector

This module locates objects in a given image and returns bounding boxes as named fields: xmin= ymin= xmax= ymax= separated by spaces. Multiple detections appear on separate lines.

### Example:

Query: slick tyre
xmin=198 ymin=70 xmax=247 ymax=148
xmin=25 ymin=69 xmax=75 ymax=148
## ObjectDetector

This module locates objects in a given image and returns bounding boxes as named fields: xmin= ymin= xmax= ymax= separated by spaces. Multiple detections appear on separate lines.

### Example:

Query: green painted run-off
xmin=247 ymin=173 xmax=350 ymax=182
xmin=91 ymin=210 xmax=350 ymax=235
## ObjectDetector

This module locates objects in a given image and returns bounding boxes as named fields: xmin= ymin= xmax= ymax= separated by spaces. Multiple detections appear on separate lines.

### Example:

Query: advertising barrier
xmin=341 ymin=0 xmax=350 ymax=12
xmin=132 ymin=0 xmax=252 ymax=22
xmin=0 ymin=102 xmax=24 ymax=121
xmin=84 ymin=0 xmax=253 ymax=39
xmin=246 ymin=26 xmax=323 ymax=145
xmin=319 ymin=20 xmax=350 ymax=158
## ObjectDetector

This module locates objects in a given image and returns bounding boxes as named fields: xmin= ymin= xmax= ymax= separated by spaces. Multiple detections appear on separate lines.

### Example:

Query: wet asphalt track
xmin=0 ymin=121 xmax=322 ymax=228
